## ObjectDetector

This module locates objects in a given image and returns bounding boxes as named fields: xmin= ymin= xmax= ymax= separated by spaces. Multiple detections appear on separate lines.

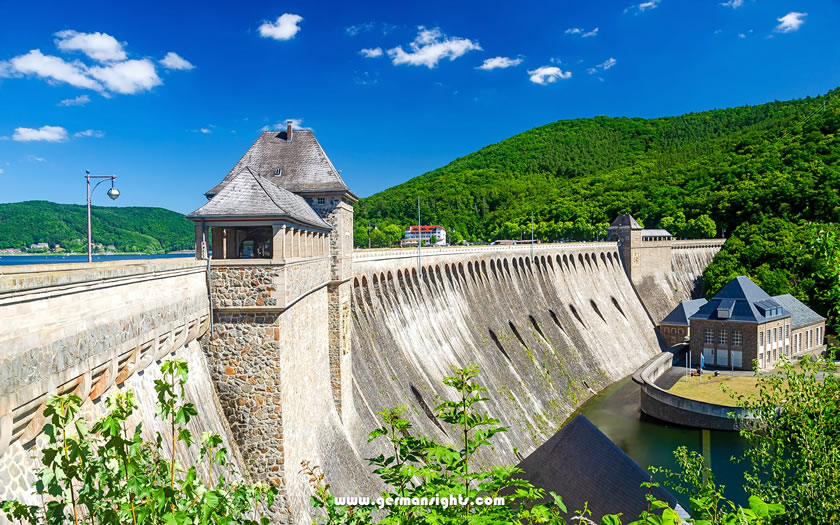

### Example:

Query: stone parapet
xmin=0 ymin=258 xmax=211 ymax=457
xmin=210 ymin=257 xmax=331 ymax=312
xmin=635 ymin=350 xmax=753 ymax=431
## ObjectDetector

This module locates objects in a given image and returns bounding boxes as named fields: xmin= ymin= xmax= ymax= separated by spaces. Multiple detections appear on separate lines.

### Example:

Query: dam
xmin=0 ymin=128 xmax=725 ymax=523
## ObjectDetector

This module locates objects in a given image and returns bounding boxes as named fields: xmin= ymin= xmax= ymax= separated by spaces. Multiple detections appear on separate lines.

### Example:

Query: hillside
xmin=355 ymin=87 xmax=840 ymax=334
xmin=0 ymin=201 xmax=194 ymax=253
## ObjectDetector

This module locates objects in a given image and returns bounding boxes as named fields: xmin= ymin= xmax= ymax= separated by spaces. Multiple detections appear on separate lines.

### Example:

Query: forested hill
xmin=355 ymin=88 xmax=840 ymax=245
xmin=0 ymin=201 xmax=194 ymax=253
xmin=355 ymin=88 xmax=840 ymax=334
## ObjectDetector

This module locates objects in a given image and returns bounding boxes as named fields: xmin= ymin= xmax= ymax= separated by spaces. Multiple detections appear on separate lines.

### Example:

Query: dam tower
xmin=189 ymin=123 xmax=357 ymax=507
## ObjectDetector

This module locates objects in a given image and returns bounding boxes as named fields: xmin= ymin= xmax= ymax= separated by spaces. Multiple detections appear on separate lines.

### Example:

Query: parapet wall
xmin=0 ymin=259 xmax=247 ymax=512
xmin=634 ymin=349 xmax=751 ymax=431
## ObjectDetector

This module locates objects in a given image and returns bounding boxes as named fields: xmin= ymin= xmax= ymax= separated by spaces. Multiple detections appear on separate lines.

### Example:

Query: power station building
xmin=667 ymin=276 xmax=826 ymax=370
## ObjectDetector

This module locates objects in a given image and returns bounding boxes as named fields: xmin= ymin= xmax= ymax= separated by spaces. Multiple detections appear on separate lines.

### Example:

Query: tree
xmin=429 ymin=235 xmax=437 ymax=245
xmin=1 ymin=359 xmax=277 ymax=524
xmin=305 ymin=367 xmax=779 ymax=524
xmin=731 ymin=356 xmax=840 ymax=524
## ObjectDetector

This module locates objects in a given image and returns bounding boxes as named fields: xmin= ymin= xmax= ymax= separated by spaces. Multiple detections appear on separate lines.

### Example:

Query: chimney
xmin=286 ymin=122 xmax=293 ymax=142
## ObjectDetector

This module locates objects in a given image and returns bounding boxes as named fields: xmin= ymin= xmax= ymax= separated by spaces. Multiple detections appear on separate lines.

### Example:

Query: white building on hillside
xmin=402 ymin=225 xmax=447 ymax=246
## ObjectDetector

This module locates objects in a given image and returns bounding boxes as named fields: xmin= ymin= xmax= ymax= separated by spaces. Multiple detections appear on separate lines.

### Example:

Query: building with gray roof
xmin=659 ymin=298 xmax=707 ymax=346
xmin=685 ymin=276 xmax=825 ymax=370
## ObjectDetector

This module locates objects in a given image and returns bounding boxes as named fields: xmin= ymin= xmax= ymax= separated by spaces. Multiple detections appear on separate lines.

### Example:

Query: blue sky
xmin=0 ymin=0 xmax=838 ymax=214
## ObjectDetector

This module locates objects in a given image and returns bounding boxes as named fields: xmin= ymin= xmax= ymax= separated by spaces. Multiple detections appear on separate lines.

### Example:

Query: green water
xmin=572 ymin=375 xmax=749 ymax=508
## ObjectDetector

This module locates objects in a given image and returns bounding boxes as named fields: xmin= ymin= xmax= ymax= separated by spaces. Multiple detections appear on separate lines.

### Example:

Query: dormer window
xmin=317 ymin=197 xmax=326 ymax=205
xmin=274 ymin=168 xmax=282 ymax=177
xmin=717 ymin=298 xmax=734 ymax=319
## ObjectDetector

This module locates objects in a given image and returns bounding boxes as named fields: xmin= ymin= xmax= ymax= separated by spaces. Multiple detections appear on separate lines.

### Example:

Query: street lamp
xmin=86 ymin=170 xmax=120 ymax=263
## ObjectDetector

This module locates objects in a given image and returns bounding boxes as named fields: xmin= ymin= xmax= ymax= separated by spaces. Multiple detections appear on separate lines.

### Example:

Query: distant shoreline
xmin=0 ymin=251 xmax=193 ymax=256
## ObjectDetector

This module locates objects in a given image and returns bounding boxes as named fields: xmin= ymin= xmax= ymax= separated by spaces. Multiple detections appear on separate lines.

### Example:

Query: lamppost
xmin=367 ymin=222 xmax=377 ymax=249
xmin=86 ymin=170 xmax=120 ymax=263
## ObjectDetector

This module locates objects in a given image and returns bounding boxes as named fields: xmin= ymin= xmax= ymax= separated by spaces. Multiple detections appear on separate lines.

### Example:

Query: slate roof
xmin=661 ymin=298 xmax=708 ymax=326
xmin=609 ymin=213 xmax=643 ymax=230
xmin=205 ymin=130 xmax=357 ymax=200
xmin=641 ymin=229 xmax=673 ymax=238
xmin=690 ymin=276 xmax=789 ymax=324
xmin=515 ymin=415 xmax=684 ymax=520
xmin=189 ymin=168 xmax=331 ymax=230
xmin=771 ymin=294 xmax=826 ymax=329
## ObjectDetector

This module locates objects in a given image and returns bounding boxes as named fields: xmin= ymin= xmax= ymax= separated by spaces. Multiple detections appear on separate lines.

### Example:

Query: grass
xmin=668 ymin=375 xmax=764 ymax=406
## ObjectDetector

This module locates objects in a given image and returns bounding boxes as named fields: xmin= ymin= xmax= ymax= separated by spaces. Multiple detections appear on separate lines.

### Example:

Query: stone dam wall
xmin=0 ymin=260 xmax=246 ymax=515
xmin=272 ymin=244 xmax=665 ymax=522
xmin=0 ymin=241 xmax=723 ymax=524
xmin=633 ymin=240 xmax=725 ymax=323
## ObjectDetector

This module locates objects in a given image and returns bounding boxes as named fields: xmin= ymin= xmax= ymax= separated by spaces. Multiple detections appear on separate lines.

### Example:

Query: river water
xmin=572 ymin=375 xmax=749 ymax=509
xmin=0 ymin=253 xmax=194 ymax=266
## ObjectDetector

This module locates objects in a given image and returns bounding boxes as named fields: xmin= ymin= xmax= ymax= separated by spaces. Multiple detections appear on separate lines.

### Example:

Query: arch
xmin=524 ymin=257 xmax=531 ymax=271
xmin=512 ymin=258 xmax=519 ymax=271
xmin=591 ymin=253 xmax=598 ymax=268
xmin=590 ymin=299 xmax=606 ymax=323
xmin=458 ymin=262 xmax=465 ymax=281
xmin=490 ymin=259 xmax=498 ymax=278
xmin=387 ymin=271 xmax=393 ymax=281
xmin=556 ymin=254 xmax=562 ymax=268
xmin=380 ymin=272 xmax=386 ymax=285
xmin=602 ymin=252 xmax=608 ymax=266
xmin=362 ymin=275 xmax=368 ymax=287
xmin=467 ymin=261 xmax=474 ymax=275
xmin=578 ymin=253 xmax=584 ymax=267
xmin=435 ymin=265 xmax=442 ymax=283
xmin=480 ymin=260 xmax=488 ymax=277
xmin=503 ymin=258 xmax=510 ymax=275
xmin=353 ymin=277 xmax=360 ymax=288
xmin=546 ymin=255 xmax=553 ymax=270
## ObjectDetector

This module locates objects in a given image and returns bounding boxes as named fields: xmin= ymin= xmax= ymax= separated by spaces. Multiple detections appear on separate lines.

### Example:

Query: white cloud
xmin=346 ymin=22 xmax=374 ymax=36
xmin=58 ymin=94 xmax=90 ymax=106
xmin=477 ymin=56 xmax=522 ymax=70
xmin=0 ymin=168 xmax=4 ymax=174
xmin=27 ymin=155 xmax=46 ymax=162
xmin=260 ymin=118 xmax=305 ymax=132
xmin=88 ymin=59 xmax=161 ymax=94
xmin=13 ymin=125 xmax=68 ymax=142
xmin=738 ymin=33 xmax=746 ymax=38
xmin=387 ymin=26 xmax=481 ymax=68
xmin=775 ymin=12 xmax=807 ymax=33
xmin=527 ymin=66 xmax=571 ymax=85
xmin=160 ymin=52 xmax=194 ymax=70
xmin=199 ymin=128 xmax=212 ymax=134
xmin=625 ymin=0 xmax=661 ymax=14
xmin=587 ymin=57 xmax=617 ymax=74
xmin=9 ymin=50 xmax=101 ymax=91
xmin=720 ymin=0 xmax=743 ymax=7
xmin=565 ymin=27 xmax=599 ymax=37
xmin=258 ymin=13 xmax=303 ymax=40
xmin=74 ymin=129 xmax=104 ymax=138
xmin=360 ymin=47 xmax=383 ymax=58
xmin=54 ymin=30 xmax=126 ymax=62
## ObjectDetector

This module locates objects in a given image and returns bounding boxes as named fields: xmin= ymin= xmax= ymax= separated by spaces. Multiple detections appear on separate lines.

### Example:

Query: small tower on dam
xmin=606 ymin=213 xmax=673 ymax=284
xmin=188 ymin=124 xmax=356 ymax=500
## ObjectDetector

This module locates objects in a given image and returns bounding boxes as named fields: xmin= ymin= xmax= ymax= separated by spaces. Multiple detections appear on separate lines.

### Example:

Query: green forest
xmin=0 ymin=201 xmax=195 ymax=253
xmin=355 ymin=87 xmax=840 ymax=332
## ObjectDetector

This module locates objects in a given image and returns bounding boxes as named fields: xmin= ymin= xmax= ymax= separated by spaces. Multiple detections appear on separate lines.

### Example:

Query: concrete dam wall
xmin=632 ymin=240 xmax=724 ymax=323
xmin=273 ymin=244 xmax=665 ymax=522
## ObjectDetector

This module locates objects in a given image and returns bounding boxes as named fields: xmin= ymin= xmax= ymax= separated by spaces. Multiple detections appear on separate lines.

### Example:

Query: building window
xmin=785 ymin=324 xmax=789 ymax=339
xmin=317 ymin=197 xmax=326 ymax=205
xmin=767 ymin=330 xmax=771 ymax=345
xmin=733 ymin=330 xmax=742 ymax=346
xmin=704 ymin=329 xmax=714 ymax=344
xmin=719 ymin=330 xmax=727 ymax=345
xmin=759 ymin=331 xmax=763 ymax=347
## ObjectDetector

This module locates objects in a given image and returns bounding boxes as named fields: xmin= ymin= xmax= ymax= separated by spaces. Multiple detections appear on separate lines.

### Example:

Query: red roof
xmin=406 ymin=225 xmax=445 ymax=233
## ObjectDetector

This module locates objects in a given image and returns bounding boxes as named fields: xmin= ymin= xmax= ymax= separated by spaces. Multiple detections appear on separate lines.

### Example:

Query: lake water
xmin=573 ymin=375 xmax=749 ymax=509
xmin=0 ymin=253 xmax=195 ymax=266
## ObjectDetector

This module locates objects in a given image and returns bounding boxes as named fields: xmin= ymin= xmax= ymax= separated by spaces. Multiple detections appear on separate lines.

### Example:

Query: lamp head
xmin=107 ymin=187 xmax=120 ymax=200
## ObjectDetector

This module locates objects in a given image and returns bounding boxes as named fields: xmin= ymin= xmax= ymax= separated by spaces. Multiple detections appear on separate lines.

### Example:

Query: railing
xmin=352 ymin=242 xmax=619 ymax=262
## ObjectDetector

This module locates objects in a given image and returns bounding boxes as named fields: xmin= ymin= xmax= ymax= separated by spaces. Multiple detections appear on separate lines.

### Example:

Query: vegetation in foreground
xmin=1 ymin=359 xmax=277 ymax=525
xmin=303 ymin=366 xmax=782 ymax=524
xmin=0 ymin=201 xmax=195 ymax=254
xmin=3 ymin=355 xmax=837 ymax=524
